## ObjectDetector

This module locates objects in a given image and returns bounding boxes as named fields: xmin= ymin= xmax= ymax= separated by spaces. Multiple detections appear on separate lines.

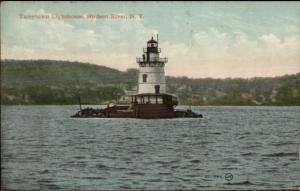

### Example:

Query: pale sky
xmin=1 ymin=1 xmax=300 ymax=78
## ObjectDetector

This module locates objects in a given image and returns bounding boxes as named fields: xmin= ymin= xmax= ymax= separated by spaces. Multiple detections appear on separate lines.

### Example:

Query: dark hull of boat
xmin=71 ymin=104 xmax=202 ymax=119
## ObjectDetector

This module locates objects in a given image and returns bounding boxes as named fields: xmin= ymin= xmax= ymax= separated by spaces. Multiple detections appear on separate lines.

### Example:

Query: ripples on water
xmin=1 ymin=106 xmax=300 ymax=190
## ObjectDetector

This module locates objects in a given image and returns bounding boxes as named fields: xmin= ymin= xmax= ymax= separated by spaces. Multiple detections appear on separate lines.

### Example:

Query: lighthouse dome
xmin=147 ymin=37 xmax=157 ymax=43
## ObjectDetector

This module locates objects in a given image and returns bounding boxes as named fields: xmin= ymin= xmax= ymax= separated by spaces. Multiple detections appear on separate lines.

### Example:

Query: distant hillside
xmin=1 ymin=59 xmax=299 ymax=105
xmin=1 ymin=60 xmax=137 ymax=104
xmin=167 ymin=75 xmax=300 ymax=105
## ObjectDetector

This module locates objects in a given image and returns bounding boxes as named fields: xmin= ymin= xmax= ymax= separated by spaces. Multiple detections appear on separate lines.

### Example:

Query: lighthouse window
xmin=142 ymin=74 xmax=147 ymax=82
xmin=148 ymin=43 xmax=157 ymax=47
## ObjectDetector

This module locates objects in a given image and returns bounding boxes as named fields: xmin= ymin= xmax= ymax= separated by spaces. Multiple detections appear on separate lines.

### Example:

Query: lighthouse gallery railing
xmin=136 ymin=57 xmax=168 ymax=63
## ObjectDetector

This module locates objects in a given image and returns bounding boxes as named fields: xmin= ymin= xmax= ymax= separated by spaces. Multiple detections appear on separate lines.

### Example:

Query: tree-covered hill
xmin=1 ymin=59 xmax=299 ymax=105
xmin=1 ymin=60 xmax=137 ymax=104
xmin=167 ymin=75 xmax=300 ymax=105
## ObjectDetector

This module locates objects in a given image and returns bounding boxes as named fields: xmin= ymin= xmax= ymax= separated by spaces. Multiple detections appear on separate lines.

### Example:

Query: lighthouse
xmin=136 ymin=35 xmax=168 ymax=94
xmin=72 ymin=35 xmax=203 ymax=118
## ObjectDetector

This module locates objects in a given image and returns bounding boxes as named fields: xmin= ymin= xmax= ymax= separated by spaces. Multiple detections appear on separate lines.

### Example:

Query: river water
xmin=1 ymin=106 xmax=300 ymax=190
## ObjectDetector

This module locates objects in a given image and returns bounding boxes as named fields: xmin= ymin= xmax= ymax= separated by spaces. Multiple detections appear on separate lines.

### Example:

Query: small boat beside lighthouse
xmin=72 ymin=36 xmax=202 ymax=118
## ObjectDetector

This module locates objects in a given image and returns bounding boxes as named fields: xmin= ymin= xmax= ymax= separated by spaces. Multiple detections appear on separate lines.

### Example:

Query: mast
xmin=78 ymin=94 xmax=82 ymax=111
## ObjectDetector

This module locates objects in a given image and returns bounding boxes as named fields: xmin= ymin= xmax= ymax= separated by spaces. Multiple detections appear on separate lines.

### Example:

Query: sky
xmin=1 ymin=1 xmax=300 ymax=78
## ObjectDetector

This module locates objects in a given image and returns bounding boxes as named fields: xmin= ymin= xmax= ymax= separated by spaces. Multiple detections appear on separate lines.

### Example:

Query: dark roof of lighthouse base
xmin=134 ymin=93 xmax=177 ymax=98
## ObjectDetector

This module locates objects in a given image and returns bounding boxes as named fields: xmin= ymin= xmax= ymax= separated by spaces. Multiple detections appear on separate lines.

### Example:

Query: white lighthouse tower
xmin=136 ymin=35 xmax=168 ymax=94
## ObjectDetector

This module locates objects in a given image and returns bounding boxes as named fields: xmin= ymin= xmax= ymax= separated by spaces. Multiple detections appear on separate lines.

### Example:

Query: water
xmin=1 ymin=106 xmax=300 ymax=190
